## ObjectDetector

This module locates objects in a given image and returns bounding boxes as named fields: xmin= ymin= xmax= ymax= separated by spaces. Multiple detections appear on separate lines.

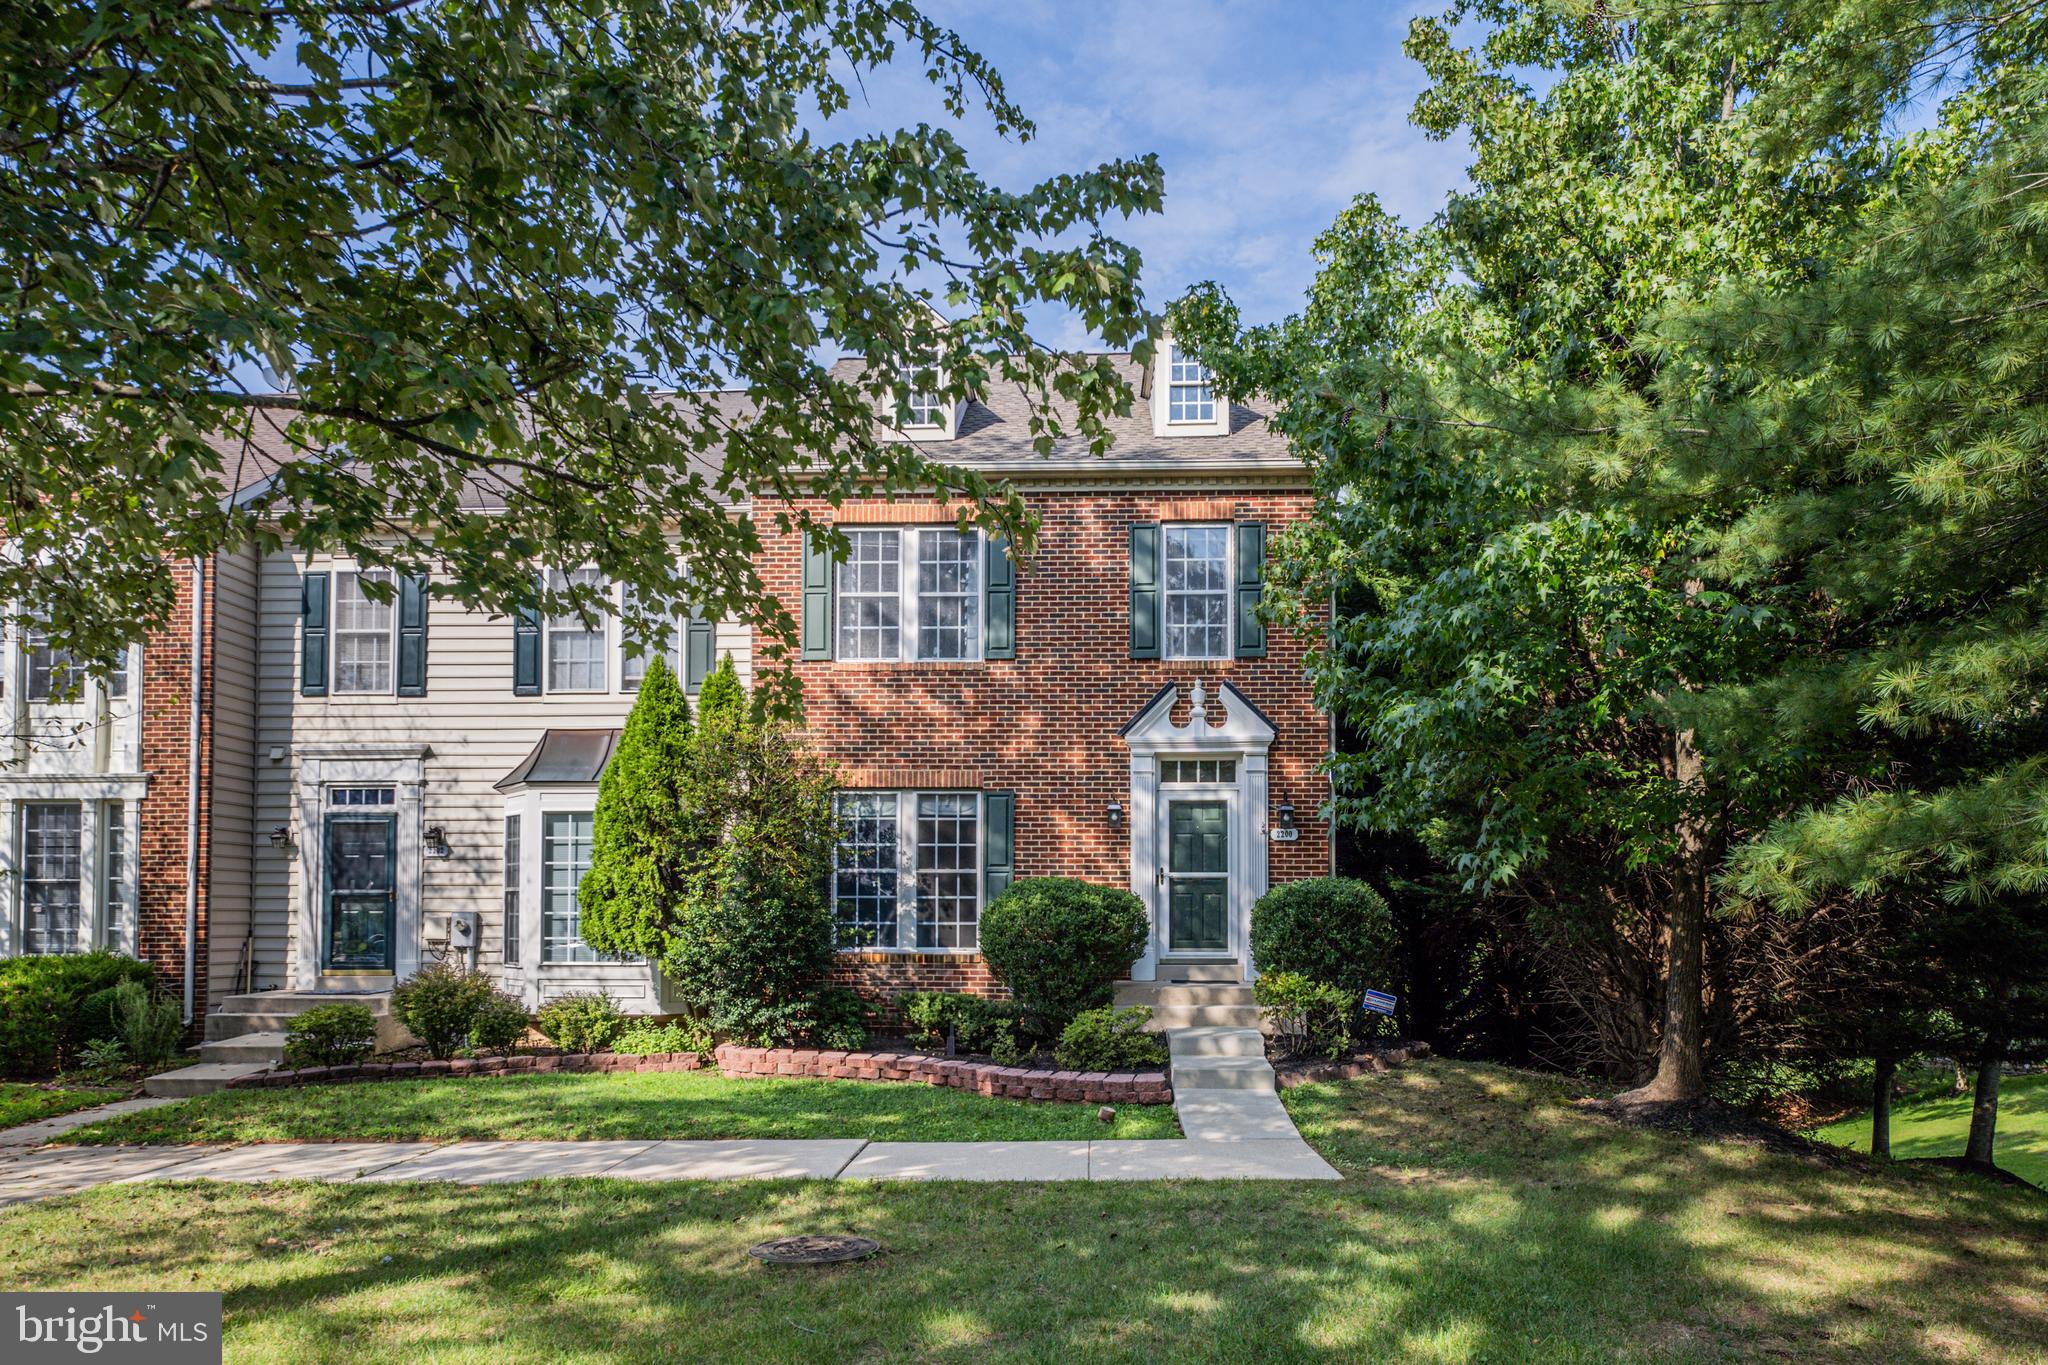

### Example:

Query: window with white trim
xmin=618 ymin=582 xmax=681 ymax=692
xmin=1160 ymin=758 xmax=1237 ymax=784
xmin=541 ymin=810 xmax=597 ymax=962
xmin=1163 ymin=524 xmax=1230 ymax=659
xmin=333 ymin=569 xmax=398 ymax=694
xmin=545 ymin=567 xmax=608 ymax=693
xmin=23 ymin=627 xmax=72 ymax=702
xmin=901 ymin=365 xmax=944 ymax=429
xmin=100 ymin=802 xmax=130 ymax=931
xmin=502 ymin=814 xmax=521 ymax=965
xmin=835 ymin=528 xmax=981 ymax=662
xmin=20 ymin=802 xmax=83 ymax=954
xmin=1167 ymin=344 xmax=1216 ymax=424
xmin=831 ymin=790 xmax=981 ymax=950
xmin=533 ymin=571 xmax=686 ymax=695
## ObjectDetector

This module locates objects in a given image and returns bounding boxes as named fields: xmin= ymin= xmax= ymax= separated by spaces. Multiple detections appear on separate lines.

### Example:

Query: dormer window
xmin=902 ymin=373 xmax=945 ymax=429
xmin=1167 ymin=344 xmax=1216 ymax=424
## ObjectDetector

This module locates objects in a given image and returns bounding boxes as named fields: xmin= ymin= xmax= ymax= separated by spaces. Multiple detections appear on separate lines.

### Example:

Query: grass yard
xmin=1814 ymin=1072 xmax=2048 ymax=1189
xmin=10 ymin=1061 xmax=2047 ymax=1363
xmin=0 ymin=1081 xmax=124 ymax=1130
xmin=56 ymin=1069 xmax=1180 ymax=1145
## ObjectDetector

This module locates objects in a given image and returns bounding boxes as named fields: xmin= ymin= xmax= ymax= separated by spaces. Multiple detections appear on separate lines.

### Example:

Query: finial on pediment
xmin=1189 ymin=681 xmax=1208 ymax=728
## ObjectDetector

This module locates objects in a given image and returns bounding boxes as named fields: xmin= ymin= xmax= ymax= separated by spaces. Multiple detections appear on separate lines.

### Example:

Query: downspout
xmin=184 ymin=556 xmax=206 ymax=1024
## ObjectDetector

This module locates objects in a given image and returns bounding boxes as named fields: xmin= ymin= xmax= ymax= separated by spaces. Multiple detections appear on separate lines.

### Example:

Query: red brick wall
xmin=136 ymin=558 xmax=210 ymax=1024
xmin=760 ymin=486 xmax=1330 ymax=1003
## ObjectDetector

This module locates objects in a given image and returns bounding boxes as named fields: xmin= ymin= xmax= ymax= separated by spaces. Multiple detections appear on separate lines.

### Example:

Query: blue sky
xmin=823 ymin=1 xmax=1470 ymax=344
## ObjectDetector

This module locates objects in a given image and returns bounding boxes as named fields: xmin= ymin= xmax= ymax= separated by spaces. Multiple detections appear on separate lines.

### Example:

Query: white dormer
xmin=1151 ymin=336 xmax=1230 ymax=438
xmin=892 ymin=358 xmax=966 ymax=443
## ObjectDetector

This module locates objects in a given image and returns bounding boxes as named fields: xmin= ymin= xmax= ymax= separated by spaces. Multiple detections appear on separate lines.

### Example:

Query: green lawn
xmin=58 ymin=1069 xmax=1180 ymax=1145
xmin=11 ymin=1061 xmax=2047 ymax=1362
xmin=1814 ymin=1072 xmax=2048 ymax=1189
xmin=0 ymin=1081 xmax=123 ymax=1130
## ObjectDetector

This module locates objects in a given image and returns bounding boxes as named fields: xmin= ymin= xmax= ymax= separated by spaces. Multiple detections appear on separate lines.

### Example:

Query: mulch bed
xmin=1575 ymin=1093 xmax=1858 ymax=1163
xmin=1270 ymin=1040 xmax=1432 ymax=1089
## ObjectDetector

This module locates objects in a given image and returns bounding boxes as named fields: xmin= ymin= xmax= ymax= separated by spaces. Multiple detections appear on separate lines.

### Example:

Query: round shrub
xmin=979 ymin=878 xmax=1147 ymax=1037
xmin=466 ymin=989 xmax=531 ymax=1055
xmin=1053 ymin=1006 xmax=1167 ymax=1071
xmin=1249 ymin=876 xmax=1397 ymax=1000
xmin=391 ymin=964 xmax=498 ymax=1060
xmin=0 ymin=951 xmax=153 ymax=1076
xmin=534 ymin=992 xmax=625 ymax=1053
xmin=283 ymin=1002 xmax=378 ymax=1068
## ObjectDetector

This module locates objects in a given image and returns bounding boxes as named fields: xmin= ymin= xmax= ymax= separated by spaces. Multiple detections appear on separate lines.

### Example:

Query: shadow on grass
xmin=12 ymin=1061 xmax=2048 ymax=1362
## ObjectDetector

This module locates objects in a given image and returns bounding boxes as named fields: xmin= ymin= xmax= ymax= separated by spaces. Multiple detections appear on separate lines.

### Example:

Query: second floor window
xmin=24 ymin=629 xmax=131 ymax=703
xmin=1167 ymin=344 xmax=1216 ymax=424
xmin=836 ymin=528 xmax=980 ymax=662
xmin=545 ymin=567 xmax=608 ymax=692
xmin=333 ymin=569 xmax=396 ymax=694
xmin=1164 ymin=525 xmax=1230 ymax=659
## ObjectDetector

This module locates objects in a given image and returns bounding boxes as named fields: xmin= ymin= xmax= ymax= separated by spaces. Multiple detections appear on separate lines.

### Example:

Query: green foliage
xmin=282 ymin=1003 xmax=378 ymax=1068
xmin=0 ymin=2 xmax=1163 ymax=688
xmin=1053 ymin=1007 xmax=1167 ymax=1072
xmin=611 ymin=1019 xmax=713 ymax=1058
xmin=466 ymin=991 xmax=532 ymax=1056
xmin=896 ymin=992 xmax=1026 ymax=1055
xmin=1249 ymin=878 xmax=1397 ymax=1001
xmin=391 ymin=965 xmax=500 ymax=1061
xmin=667 ymin=840 xmax=837 ymax=1046
xmin=0 ymin=954 xmax=154 ymax=1077
xmin=534 ymin=994 xmax=625 ymax=1054
xmin=1254 ymin=972 xmax=1356 ymax=1060
xmin=75 ymin=1037 xmax=127 ymax=1081
xmin=110 ymin=981 xmax=185 ymax=1073
xmin=579 ymin=655 xmax=695 ymax=960
xmin=979 ymin=878 xmax=1148 ymax=1037
xmin=807 ymin=988 xmax=871 ymax=1052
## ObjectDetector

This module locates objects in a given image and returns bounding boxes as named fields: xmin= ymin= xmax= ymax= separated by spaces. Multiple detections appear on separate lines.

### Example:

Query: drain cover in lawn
xmin=747 ymin=1234 xmax=881 ymax=1265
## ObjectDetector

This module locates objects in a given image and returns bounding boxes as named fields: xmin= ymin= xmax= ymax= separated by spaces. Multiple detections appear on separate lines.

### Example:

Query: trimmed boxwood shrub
xmin=283 ymin=1002 xmax=378 ymax=1068
xmin=0 ymin=952 xmax=154 ymax=1076
xmin=1053 ymin=1005 xmax=1167 ymax=1071
xmin=980 ymin=878 xmax=1147 ymax=1038
xmin=391 ymin=964 xmax=499 ymax=1060
xmin=1249 ymin=877 xmax=1397 ymax=1000
xmin=466 ymin=989 xmax=531 ymax=1055
xmin=534 ymin=992 xmax=625 ymax=1053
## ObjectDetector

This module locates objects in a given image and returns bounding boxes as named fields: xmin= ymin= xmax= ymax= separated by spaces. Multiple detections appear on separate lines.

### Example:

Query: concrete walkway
xmin=0 ymin=1097 xmax=181 ymax=1148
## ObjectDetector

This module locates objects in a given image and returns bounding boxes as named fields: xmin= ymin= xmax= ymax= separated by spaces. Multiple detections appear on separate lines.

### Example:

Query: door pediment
xmin=1118 ymin=680 xmax=1276 ymax=754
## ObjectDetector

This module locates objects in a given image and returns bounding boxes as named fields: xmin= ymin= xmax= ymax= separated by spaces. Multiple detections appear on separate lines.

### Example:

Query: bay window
xmin=540 ymin=810 xmax=597 ymax=963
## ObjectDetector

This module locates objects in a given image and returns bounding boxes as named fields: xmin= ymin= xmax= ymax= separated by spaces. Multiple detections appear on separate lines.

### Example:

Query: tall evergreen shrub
xmin=579 ymin=655 xmax=697 ymax=959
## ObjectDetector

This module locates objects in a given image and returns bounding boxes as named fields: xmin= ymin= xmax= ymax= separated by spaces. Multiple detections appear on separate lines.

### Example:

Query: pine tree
xmin=578 ymin=656 xmax=696 ymax=960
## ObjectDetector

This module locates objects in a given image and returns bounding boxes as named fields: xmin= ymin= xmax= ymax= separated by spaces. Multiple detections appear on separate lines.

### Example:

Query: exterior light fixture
xmin=424 ymin=824 xmax=452 ymax=859
xmin=267 ymin=823 xmax=292 ymax=850
xmin=1277 ymin=802 xmax=1297 ymax=831
xmin=1106 ymin=801 xmax=1125 ymax=829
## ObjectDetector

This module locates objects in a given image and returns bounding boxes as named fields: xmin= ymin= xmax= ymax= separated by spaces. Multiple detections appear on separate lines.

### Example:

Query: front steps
xmin=1115 ymin=979 xmax=1266 ymax=1033
xmin=1166 ymin=1027 xmax=1310 ymax=1146
xmin=147 ymin=990 xmax=412 ymax=1098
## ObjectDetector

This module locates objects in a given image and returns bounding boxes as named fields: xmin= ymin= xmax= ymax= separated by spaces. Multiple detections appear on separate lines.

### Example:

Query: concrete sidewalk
xmin=0 ymin=1134 xmax=1335 ymax=1204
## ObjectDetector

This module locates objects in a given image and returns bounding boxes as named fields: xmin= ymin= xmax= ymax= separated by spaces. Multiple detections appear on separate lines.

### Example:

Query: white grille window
xmin=333 ymin=569 xmax=396 ymax=694
xmin=914 ymin=794 xmax=980 ymax=949
xmin=1163 ymin=525 xmax=1230 ymax=659
xmin=23 ymin=628 xmax=73 ymax=702
xmin=541 ymin=810 xmax=597 ymax=962
xmin=901 ymin=367 xmax=944 ymax=429
xmin=832 ymin=793 xmax=899 ymax=949
xmin=502 ymin=815 xmax=521 ymax=965
xmin=1160 ymin=759 xmax=1237 ymax=784
xmin=917 ymin=530 xmax=980 ymax=661
xmin=836 ymin=531 xmax=902 ymax=661
xmin=619 ymin=582 xmax=680 ymax=691
xmin=546 ymin=567 xmax=608 ymax=692
xmin=1167 ymin=344 xmax=1216 ymax=423
xmin=832 ymin=791 xmax=980 ymax=951
xmin=20 ymin=803 xmax=83 ymax=954
xmin=100 ymin=802 xmax=130 ymax=931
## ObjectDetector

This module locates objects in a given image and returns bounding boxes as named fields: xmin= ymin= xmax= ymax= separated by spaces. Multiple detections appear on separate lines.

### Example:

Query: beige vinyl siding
xmin=251 ymin=551 xmax=751 ymax=1003
xmin=207 ymin=547 xmax=261 ymax=1000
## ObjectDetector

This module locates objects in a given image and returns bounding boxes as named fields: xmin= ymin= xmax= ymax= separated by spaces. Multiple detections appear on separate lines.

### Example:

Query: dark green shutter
xmin=684 ymin=612 xmax=716 ymax=691
xmin=1234 ymin=522 xmax=1267 ymax=658
xmin=512 ymin=602 xmax=542 ymax=695
xmin=299 ymin=572 xmax=329 ymax=696
xmin=983 ymin=792 xmax=1015 ymax=902
xmin=1129 ymin=523 xmax=1160 ymax=659
xmin=397 ymin=574 xmax=429 ymax=696
xmin=801 ymin=530 xmax=833 ymax=661
xmin=984 ymin=535 xmax=1015 ymax=660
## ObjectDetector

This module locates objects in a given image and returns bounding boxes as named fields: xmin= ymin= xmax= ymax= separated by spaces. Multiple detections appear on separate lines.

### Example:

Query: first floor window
xmin=333 ymin=569 xmax=397 ymax=694
xmin=100 ymin=803 xmax=129 ymax=929
xmin=832 ymin=791 xmax=981 ymax=950
xmin=502 ymin=814 xmax=522 ymax=965
xmin=1163 ymin=524 xmax=1230 ymax=659
xmin=20 ymin=803 xmax=83 ymax=954
xmin=541 ymin=810 xmax=596 ymax=962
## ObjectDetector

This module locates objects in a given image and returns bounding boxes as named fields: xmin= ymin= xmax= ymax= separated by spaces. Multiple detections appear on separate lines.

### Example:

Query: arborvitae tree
xmin=578 ymin=657 xmax=695 ymax=960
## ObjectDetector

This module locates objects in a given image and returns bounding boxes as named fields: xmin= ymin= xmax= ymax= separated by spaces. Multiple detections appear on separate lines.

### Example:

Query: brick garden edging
xmin=224 ymin=1045 xmax=1173 ymax=1106
xmin=225 ymin=1051 xmax=705 ymax=1088
xmin=714 ymin=1045 xmax=1171 ymax=1105
xmin=1271 ymin=1041 xmax=1432 ymax=1090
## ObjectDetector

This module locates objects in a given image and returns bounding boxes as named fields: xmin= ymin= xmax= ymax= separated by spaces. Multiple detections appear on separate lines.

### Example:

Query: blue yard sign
xmin=1361 ymin=990 xmax=1398 ymax=1016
